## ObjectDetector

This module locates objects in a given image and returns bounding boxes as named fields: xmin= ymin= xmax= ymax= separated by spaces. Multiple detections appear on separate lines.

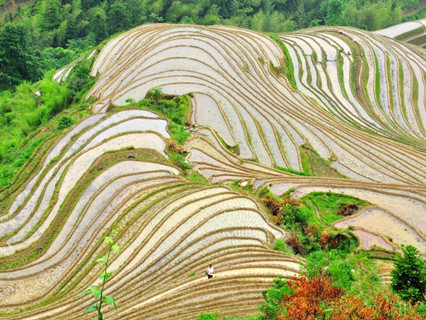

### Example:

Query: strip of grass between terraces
xmin=270 ymin=34 xmax=297 ymax=90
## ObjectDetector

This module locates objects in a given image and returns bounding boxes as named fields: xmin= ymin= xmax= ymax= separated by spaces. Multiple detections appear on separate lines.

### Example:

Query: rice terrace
xmin=0 ymin=1 xmax=425 ymax=319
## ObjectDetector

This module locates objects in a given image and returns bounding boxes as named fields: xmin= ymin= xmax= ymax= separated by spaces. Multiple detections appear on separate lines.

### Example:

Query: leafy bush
xmin=303 ymin=251 xmax=329 ymax=278
xmin=196 ymin=313 xmax=218 ymax=320
xmin=0 ymin=74 xmax=68 ymax=186
xmin=66 ymin=59 xmax=94 ymax=102
xmin=258 ymin=276 xmax=423 ymax=320
xmin=273 ymin=238 xmax=293 ymax=254
xmin=329 ymin=259 xmax=355 ymax=291
xmin=259 ymin=276 xmax=292 ymax=319
xmin=391 ymin=245 xmax=426 ymax=303
xmin=57 ymin=116 xmax=75 ymax=130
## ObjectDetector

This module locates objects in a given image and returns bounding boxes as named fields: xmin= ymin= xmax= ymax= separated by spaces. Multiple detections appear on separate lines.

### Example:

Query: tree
xmin=323 ymin=0 xmax=344 ymax=26
xmin=107 ymin=2 xmax=131 ymax=35
xmin=91 ymin=9 xmax=107 ymax=43
xmin=42 ymin=0 xmax=62 ymax=31
xmin=150 ymin=87 xmax=163 ymax=106
xmin=0 ymin=24 xmax=40 ymax=90
xmin=391 ymin=245 xmax=426 ymax=303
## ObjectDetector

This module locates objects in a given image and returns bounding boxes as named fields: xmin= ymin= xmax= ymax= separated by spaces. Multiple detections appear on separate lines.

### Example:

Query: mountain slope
xmin=0 ymin=23 xmax=424 ymax=319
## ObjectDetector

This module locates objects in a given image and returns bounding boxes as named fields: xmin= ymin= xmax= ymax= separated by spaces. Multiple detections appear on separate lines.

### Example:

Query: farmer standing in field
xmin=207 ymin=264 xmax=214 ymax=279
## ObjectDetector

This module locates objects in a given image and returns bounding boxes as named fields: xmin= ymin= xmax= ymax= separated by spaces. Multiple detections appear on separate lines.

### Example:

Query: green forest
xmin=0 ymin=0 xmax=424 ymax=91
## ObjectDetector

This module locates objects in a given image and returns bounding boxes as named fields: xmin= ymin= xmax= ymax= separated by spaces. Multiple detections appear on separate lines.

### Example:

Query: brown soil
xmin=337 ymin=203 xmax=360 ymax=216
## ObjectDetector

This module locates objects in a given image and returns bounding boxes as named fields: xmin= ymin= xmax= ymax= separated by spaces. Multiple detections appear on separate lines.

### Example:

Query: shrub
xmin=57 ymin=115 xmax=75 ymax=130
xmin=303 ymin=251 xmax=329 ymax=278
xmin=264 ymin=197 xmax=282 ymax=216
xmin=274 ymin=239 xmax=293 ymax=254
xmin=337 ymin=203 xmax=360 ymax=216
xmin=329 ymin=260 xmax=355 ymax=291
xmin=259 ymin=276 xmax=423 ymax=320
xmin=66 ymin=59 xmax=94 ymax=101
xmin=285 ymin=232 xmax=305 ymax=255
xmin=167 ymin=140 xmax=185 ymax=154
xmin=391 ymin=245 xmax=426 ymax=303
xmin=259 ymin=276 xmax=292 ymax=319
xmin=196 ymin=313 xmax=218 ymax=320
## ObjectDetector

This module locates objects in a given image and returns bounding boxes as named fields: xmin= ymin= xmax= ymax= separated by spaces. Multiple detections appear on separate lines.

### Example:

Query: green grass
xmin=299 ymin=144 xmax=345 ymax=178
xmin=227 ymin=180 xmax=255 ymax=196
xmin=217 ymin=134 xmax=240 ymax=155
xmin=300 ymin=191 xmax=369 ymax=225
xmin=408 ymin=33 xmax=426 ymax=45
xmin=398 ymin=60 xmax=408 ymax=123
xmin=274 ymin=165 xmax=315 ymax=176
xmin=0 ymin=133 xmax=52 ymax=187
xmin=373 ymin=51 xmax=384 ymax=113
xmin=270 ymin=34 xmax=297 ymax=90
xmin=336 ymin=52 xmax=349 ymax=100
xmin=186 ymin=171 xmax=209 ymax=184
xmin=169 ymin=122 xmax=190 ymax=145
xmin=395 ymin=25 xmax=426 ymax=41
xmin=386 ymin=56 xmax=394 ymax=116
xmin=122 ymin=94 xmax=192 ymax=146
xmin=133 ymin=94 xmax=191 ymax=127
xmin=299 ymin=146 xmax=313 ymax=174
xmin=120 ymin=94 xmax=194 ymax=171
xmin=412 ymin=74 xmax=419 ymax=111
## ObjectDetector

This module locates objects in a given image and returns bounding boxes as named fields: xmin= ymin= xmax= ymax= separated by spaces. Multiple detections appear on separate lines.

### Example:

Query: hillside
xmin=0 ymin=23 xmax=425 ymax=319
xmin=375 ymin=19 xmax=426 ymax=48
xmin=1 ymin=0 xmax=423 ymax=92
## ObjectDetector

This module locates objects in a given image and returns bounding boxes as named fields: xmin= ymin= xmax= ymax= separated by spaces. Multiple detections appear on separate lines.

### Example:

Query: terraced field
xmin=87 ymin=24 xmax=426 ymax=184
xmin=185 ymin=128 xmax=426 ymax=253
xmin=1 ymin=23 xmax=425 ymax=318
xmin=0 ymin=109 xmax=300 ymax=319
xmin=376 ymin=19 xmax=426 ymax=49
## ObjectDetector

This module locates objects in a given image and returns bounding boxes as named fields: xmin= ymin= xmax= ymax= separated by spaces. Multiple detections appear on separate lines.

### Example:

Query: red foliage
xmin=285 ymin=233 xmax=305 ymax=255
xmin=283 ymin=198 xmax=296 ymax=206
xmin=264 ymin=198 xmax=283 ymax=216
xmin=167 ymin=140 xmax=186 ymax=154
xmin=319 ymin=231 xmax=347 ymax=250
xmin=331 ymin=294 xmax=424 ymax=320
xmin=278 ymin=277 xmax=345 ymax=320
xmin=276 ymin=277 xmax=423 ymax=320
xmin=337 ymin=204 xmax=359 ymax=216
xmin=304 ymin=224 xmax=320 ymax=238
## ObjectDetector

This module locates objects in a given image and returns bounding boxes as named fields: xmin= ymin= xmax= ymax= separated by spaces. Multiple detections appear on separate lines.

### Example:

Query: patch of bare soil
xmin=337 ymin=203 xmax=360 ymax=216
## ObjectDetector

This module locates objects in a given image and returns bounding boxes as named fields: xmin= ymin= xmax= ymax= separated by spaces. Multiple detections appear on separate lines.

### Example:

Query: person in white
xmin=207 ymin=264 xmax=214 ymax=279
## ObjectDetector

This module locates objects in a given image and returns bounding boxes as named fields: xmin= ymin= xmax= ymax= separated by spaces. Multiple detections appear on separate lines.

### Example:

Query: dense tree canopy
xmin=0 ymin=24 xmax=39 ymax=90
